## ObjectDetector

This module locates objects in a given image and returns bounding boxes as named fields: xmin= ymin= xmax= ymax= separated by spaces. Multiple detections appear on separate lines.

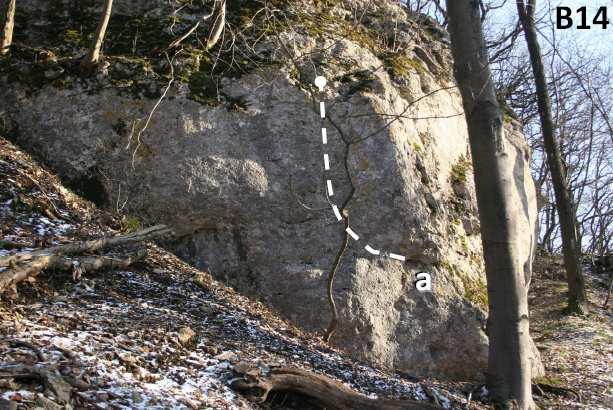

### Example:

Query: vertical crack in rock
xmin=321 ymin=110 xmax=356 ymax=342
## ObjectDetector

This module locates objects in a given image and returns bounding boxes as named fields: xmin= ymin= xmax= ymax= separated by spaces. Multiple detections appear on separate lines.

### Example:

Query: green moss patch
xmin=460 ymin=275 xmax=488 ymax=310
xmin=381 ymin=52 xmax=426 ymax=79
xmin=450 ymin=155 xmax=472 ymax=185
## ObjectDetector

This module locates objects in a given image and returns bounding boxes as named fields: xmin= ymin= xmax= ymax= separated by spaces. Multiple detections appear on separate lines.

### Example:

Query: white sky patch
xmin=326 ymin=180 xmax=334 ymax=196
xmin=346 ymin=227 xmax=359 ymax=241
xmin=332 ymin=205 xmax=343 ymax=221
xmin=324 ymin=154 xmax=330 ymax=170
xmin=364 ymin=245 xmax=380 ymax=255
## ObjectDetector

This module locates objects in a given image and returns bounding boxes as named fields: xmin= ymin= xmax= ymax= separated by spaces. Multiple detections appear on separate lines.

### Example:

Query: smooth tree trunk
xmin=446 ymin=1 xmax=535 ymax=408
xmin=81 ymin=0 xmax=113 ymax=73
xmin=206 ymin=0 xmax=225 ymax=49
xmin=517 ymin=0 xmax=587 ymax=314
xmin=0 ymin=0 xmax=16 ymax=55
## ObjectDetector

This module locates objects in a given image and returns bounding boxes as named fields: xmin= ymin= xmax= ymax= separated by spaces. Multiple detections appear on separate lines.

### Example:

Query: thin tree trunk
xmin=206 ymin=0 xmax=225 ymax=49
xmin=0 ymin=0 xmax=16 ymax=55
xmin=517 ymin=0 xmax=587 ymax=314
xmin=81 ymin=0 xmax=113 ymax=73
xmin=446 ymin=1 xmax=536 ymax=408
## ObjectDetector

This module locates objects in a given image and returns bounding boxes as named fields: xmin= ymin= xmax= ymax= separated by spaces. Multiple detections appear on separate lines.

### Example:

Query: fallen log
xmin=230 ymin=363 xmax=441 ymax=410
xmin=0 ymin=224 xmax=171 ymax=268
xmin=0 ymin=225 xmax=171 ymax=294
xmin=0 ymin=251 xmax=146 ymax=293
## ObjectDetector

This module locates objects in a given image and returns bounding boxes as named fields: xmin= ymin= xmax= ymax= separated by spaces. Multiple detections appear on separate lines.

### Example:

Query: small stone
xmin=177 ymin=326 xmax=197 ymax=347
xmin=204 ymin=345 xmax=219 ymax=356
xmin=214 ymin=351 xmax=238 ymax=362
xmin=193 ymin=272 xmax=211 ymax=288
xmin=44 ymin=67 xmax=64 ymax=80
xmin=96 ymin=391 xmax=109 ymax=401
xmin=44 ymin=373 xmax=72 ymax=404
xmin=233 ymin=362 xmax=260 ymax=378
xmin=200 ymin=304 xmax=217 ymax=315
xmin=0 ymin=398 xmax=17 ymax=410
xmin=118 ymin=352 xmax=138 ymax=367
xmin=35 ymin=395 xmax=63 ymax=410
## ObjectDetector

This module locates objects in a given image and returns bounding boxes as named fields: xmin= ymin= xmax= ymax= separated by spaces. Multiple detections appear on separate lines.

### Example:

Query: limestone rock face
xmin=0 ymin=0 xmax=541 ymax=380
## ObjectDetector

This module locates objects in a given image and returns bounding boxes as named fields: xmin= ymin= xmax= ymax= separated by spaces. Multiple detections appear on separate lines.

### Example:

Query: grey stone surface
xmin=0 ymin=0 xmax=542 ymax=380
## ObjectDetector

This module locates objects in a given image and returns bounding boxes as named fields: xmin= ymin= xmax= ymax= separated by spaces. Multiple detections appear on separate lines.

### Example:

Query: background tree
xmin=516 ymin=0 xmax=587 ymax=313
xmin=81 ymin=0 xmax=113 ymax=73
xmin=0 ymin=0 xmax=16 ymax=55
xmin=446 ymin=0 xmax=536 ymax=408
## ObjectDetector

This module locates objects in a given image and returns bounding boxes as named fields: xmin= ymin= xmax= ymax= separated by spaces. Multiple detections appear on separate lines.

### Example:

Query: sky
xmin=491 ymin=0 xmax=613 ymax=64
xmin=400 ymin=0 xmax=612 ymax=66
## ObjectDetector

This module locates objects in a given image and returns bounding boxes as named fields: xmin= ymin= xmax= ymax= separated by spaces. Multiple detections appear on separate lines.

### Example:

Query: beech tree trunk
xmin=446 ymin=1 xmax=535 ymax=408
xmin=81 ymin=0 xmax=113 ymax=73
xmin=0 ymin=0 xmax=16 ymax=55
xmin=517 ymin=0 xmax=587 ymax=314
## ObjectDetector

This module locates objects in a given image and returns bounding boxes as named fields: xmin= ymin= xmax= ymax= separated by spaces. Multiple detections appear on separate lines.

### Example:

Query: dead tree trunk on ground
xmin=446 ymin=0 xmax=536 ymax=408
xmin=0 ymin=0 xmax=16 ymax=55
xmin=81 ymin=0 xmax=113 ymax=73
xmin=0 ymin=225 xmax=172 ymax=293
xmin=516 ymin=0 xmax=587 ymax=314
xmin=230 ymin=363 xmax=440 ymax=410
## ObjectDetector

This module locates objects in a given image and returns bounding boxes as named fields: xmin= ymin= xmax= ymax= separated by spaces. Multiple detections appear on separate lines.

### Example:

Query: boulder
xmin=0 ymin=0 xmax=542 ymax=380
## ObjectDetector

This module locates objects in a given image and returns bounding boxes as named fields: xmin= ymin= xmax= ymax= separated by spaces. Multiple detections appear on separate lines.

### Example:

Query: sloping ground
xmin=530 ymin=255 xmax=613 ymax=409
xmin=2 ymin=135 xmax=610 ymax=409
xmin=0 ymin=137 xmax=479 ymax=409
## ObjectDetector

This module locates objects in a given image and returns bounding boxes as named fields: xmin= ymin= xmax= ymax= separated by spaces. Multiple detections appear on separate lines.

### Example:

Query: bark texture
xmin=446 ymin=0 xmax=536 ymax=408
xmin=0 ymin=0 xmax=16 ymax=55
xmin=517 ymin=0 xmax=587 ymax=314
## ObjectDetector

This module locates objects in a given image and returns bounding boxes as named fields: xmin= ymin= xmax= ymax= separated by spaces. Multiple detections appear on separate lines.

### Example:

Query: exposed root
xmin=533 ymin=382 xmax=582 ymax=402
xmin=230 ymin=363 xmax=440 ymax=410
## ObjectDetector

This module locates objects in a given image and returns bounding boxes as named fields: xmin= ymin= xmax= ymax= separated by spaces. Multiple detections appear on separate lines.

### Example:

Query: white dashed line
xmin=314 ymin=76 xmax=408 ymax=263
xmin=326 ymin=179 xmax=334 ymax=196
xmin=332 ymin=205 xmax=343 ymax=221
xmin=315 ymin=76 xmax=327 ymax=91
xmin=345 ymin=227 xmax=360 ymax=241
xmin=364 ymin=245 xmax=380 ymax=255
xmin=389 ymin=253 xmax=406 ymax=261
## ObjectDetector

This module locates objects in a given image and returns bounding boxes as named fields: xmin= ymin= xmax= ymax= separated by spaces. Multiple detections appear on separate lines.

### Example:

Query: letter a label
xmin=415 ymin=272 xmax=432 ymax=292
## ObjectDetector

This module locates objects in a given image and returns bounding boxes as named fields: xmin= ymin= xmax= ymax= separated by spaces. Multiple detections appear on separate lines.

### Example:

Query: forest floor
xmin=0 ymin=136 xmax=611 ymax=409
xmin=530 ymin=255 xmax=612 ymax=409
